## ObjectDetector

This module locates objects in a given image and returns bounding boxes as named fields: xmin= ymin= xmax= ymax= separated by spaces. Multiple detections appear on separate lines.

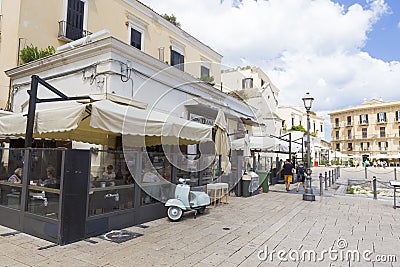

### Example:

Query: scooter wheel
xmin=167 ymin=206 xmax=183 ymax=221
xmin=198 ymin=206 xmax=206 ymax=214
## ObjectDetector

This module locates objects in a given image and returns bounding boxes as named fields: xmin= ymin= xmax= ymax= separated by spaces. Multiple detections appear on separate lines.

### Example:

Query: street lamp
xmin=302 ymin=92 xmax=316 ymax=201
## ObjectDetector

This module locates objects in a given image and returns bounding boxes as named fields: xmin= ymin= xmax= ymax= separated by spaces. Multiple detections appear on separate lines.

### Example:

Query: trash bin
xmin=234 ymin=179 xmax=243 ymax=197
xmin=242 ymin=172 xmax=259 ymax=197
xmin=256 ymin=170 xmax=269 ymax=193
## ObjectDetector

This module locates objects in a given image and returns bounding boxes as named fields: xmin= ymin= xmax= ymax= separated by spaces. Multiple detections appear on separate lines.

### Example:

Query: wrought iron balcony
xmin=58 ymin=21 xmax=92 ymax=41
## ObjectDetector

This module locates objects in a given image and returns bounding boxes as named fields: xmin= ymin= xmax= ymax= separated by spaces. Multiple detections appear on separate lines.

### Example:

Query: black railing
xmin=58 ymin=20 xmax=92 ymax=41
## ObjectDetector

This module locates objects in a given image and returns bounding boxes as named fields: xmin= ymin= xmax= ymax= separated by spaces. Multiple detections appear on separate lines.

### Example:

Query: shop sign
xmin=189 ymin=113 xmax=214 ymax=126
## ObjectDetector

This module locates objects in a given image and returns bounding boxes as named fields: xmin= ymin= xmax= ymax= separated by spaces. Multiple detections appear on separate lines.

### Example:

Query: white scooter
xmin=165 ymin=178 xmax=211 ymax=221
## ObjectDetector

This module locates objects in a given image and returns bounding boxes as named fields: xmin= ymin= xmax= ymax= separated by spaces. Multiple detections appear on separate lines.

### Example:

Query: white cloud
xmin=398 ymin=21 xmax=400 ymax=29
xmin=140 ymin=0 xmax=398 ymax=111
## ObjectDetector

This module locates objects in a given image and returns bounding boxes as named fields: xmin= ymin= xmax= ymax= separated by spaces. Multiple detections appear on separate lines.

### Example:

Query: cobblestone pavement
xmin=0 ymin=176 xmax=399 ymax=267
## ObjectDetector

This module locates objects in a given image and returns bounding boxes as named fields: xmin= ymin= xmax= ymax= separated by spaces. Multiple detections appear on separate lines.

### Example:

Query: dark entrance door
xmin=66 ymin=0 xmax=85 ymax=40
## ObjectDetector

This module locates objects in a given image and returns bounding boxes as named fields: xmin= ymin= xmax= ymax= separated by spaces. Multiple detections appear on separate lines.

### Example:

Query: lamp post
xmin=302 ymin=92 xmax=316 ymax=201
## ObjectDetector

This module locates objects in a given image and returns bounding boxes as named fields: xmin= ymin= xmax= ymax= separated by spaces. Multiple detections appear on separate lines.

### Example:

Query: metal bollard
xmin=324 ymin=172 xmax=328 ymax=190
xmin=319 ymin=173 xmax=323 ymax=196
xmin=395 ymin=168 xmax=397 ymax=181
xmin=372 ymin=176 xmax=377 ymax=200
xmin=364 ymin=166 xmax=368 ymax=180
xmin=328 ymin=170 xmax=332 ymax=187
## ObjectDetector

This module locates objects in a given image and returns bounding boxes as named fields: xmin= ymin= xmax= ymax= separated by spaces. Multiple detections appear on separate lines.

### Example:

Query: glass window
xmin=360 ymin=114 xmax=368 ymax=124
xmin=201 ymin=65 xmax=210 ymax=79
xmin=347 ymin=143 xmax=353 ymax=151
xmin=171 ymin=49 xmax=184 ymax=71
xmin=362 ymin=128 xmax=367 ymax=138
xmin=335 ymin=144 xmax=340 ymax=151
xmin=377 ymin=112 xmax=386 ymax=123
xmin=380 ymin=127 xmax=385 ymax=138
xmin=88 ymin=150 xmax=135 ymax=216
xmin=0 ymin=148 xmax=24 ymax=210
xmin=66 ymin=0 xmax=85 ymax=40
xmin=347 ymin=129 xmax=352 ymax=139
xmin=130 ymin=28 xmax=142 ymax=50
xmin=396 ymin=111 xmax=400 ymax=122
xmin=334 ymin=118 xmax=339 ymax=127
xmin=335 ymin=131 xmax=339 ymax=140
xmin=242 ymin=78 xmax=253 ymax=89
xmin=26 ymin=149 xmax=62 ymax=219
xmin=347 ymin=116 xmax=351 ymax=125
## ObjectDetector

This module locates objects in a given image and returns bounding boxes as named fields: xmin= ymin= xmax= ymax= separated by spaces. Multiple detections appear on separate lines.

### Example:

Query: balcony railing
xmin=376 ymin=119 xmax=387 ymax=124
xmin=358 ymin=120 xmax=369 ymax=125
xmin=58 ymin=21 xmax=92 ymax=41
xmin=345 ymin=122 xmax=352 ymax=127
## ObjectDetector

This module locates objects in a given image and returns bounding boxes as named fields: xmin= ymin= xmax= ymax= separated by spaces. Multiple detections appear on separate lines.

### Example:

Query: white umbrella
xmin=214 ymin=109 xmax=231 ymax=174
xmin=243 ymin=133 xmax=251 ymax=157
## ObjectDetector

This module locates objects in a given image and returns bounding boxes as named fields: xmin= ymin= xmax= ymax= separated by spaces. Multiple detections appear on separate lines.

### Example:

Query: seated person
xmin=42 ymin=166 xmax=58 ymax=187
xmin=100 ymin=164 xmax=116 ymax=181
xmin=160 ymin=163 xmax=172 ymax=181
xmin=142 ymin=171 xmax=160 ymax=183
xmin=8 ymin=168 xmax=22 ymax=184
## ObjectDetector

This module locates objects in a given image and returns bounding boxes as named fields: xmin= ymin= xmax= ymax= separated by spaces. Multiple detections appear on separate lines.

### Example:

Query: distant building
xmin=329 ymin=99 xmax=400 ymax=164
xmin=277 ymin=106 xmax=325 ymax=139
xmin=221 ymin=66 xmax=282 ymax=136
xmin=277 ymin=106 xmax=328 ymax=166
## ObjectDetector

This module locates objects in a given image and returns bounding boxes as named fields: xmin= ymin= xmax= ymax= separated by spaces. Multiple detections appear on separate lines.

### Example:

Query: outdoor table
xmin=389 ymin=180 xmax=400 ymax=209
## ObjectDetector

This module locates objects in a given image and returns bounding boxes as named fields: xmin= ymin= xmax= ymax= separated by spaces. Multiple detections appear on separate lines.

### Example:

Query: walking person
xmin=296 ymin=162 xmax=306 ymax=192
xmin=277 ymin=159 xmax=295 ymax=192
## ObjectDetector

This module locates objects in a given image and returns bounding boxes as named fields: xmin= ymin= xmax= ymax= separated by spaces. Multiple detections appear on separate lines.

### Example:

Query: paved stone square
xmin=0 ymin=176 xmax=399 ymax=267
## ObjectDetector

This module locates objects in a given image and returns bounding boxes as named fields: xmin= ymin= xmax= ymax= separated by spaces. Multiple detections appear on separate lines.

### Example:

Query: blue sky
xmin=337 ymin=0 xmax=400 ymax=62
xmin=141 ymin=0 xmax=400 ymax=114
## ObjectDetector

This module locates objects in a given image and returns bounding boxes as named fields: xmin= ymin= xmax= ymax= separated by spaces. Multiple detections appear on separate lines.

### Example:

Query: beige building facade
xmin=329 ymin=99 xmax=400 ymax=163
xmin=0 ymin=0 xmax=222 ymax=110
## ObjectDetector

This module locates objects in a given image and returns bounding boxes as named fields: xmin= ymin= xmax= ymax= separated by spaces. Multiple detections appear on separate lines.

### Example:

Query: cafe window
xmin=0 ymin=148 xmax=25 ymax=211
xmin=362 ymin=128 xmax=367 ymax=138
xmin=88 ymin=150 xmax=135 ymax=216
xmin=380 ymin=127 xmax=385 ymax=138
xmin=242 ymin=78 xmax=253 ymax=89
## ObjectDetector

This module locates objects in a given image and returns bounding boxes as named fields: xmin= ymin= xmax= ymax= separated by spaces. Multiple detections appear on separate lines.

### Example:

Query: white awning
xmin=0 ymin=100 xmax=212 ymax=146
xmin=231 ymin=136 xmax=302 ymax=153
